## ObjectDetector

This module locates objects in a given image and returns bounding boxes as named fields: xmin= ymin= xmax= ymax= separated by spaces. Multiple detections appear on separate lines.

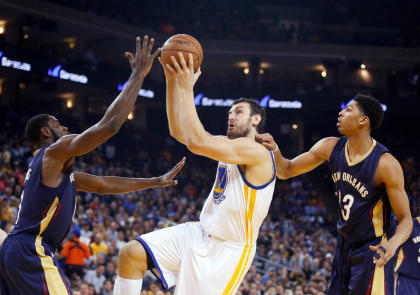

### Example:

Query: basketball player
xmin=0 ymin=36 xmax=186 ymax=295
xmin=394 ymin=216 xmax=420 ymax=294
xmin=255 ymin=94 xmax=412 ymax=295
xmin=113 ymin=53 xmax=276 ymax=295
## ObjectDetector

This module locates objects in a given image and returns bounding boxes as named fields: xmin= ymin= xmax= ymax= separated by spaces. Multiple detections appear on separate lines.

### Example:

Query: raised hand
xmin=159 ymin=52 xmax=201 ymax=89
xmin=125 ymin=36 xmax=161 ymax=78
xmin=157 ymin=157 xmax=186 ymax=187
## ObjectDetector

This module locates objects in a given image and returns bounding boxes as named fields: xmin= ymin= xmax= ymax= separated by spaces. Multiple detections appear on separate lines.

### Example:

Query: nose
xmin=63 ymin=126 xmax=68 ymax=132
xmin=338 ymin=109 xmax=344 ymax=116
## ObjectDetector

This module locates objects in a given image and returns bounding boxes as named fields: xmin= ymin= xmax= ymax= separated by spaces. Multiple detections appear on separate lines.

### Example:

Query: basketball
xmin=161 ymin=34 xmax=203 ymax=72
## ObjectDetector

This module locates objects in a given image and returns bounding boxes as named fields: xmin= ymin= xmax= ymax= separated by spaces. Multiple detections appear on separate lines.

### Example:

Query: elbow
xmin=185 ymin=138 xmax=202 ymax=154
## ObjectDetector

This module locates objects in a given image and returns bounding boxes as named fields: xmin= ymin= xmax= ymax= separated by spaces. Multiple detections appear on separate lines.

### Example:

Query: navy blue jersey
xmin=395 ymin=217 xmax=420 ymax=280
xmin=329 ymin=137 xmax=393 ymax=243
xmin=9 ymin=145 xmax=76 ymax=250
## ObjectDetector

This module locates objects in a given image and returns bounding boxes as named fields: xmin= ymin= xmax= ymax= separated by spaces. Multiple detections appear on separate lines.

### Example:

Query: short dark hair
xmin=353 ymin=94 xmax=384 ymax=130
xmin=25 ymin=114 xmax=50 ymax=147
xmin=232 ymin=98 xmax=266 ymax=133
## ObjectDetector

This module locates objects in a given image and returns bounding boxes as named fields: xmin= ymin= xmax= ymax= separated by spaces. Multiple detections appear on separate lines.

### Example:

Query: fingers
xmin=151 ymin=47 xmax=161 ymax=59
xmin=125 ymin=52 xmax=134 ymax=64
xmin=171 ymin=56 xmax=183 ymax=73
xmin=171 ymin=157 xmax=186 ymax=174
xmin=142 ymin=35 xmax=148 ymax=54
xmin=135 ymin=36 xmax=141 ymax=56
xmin=188 ymin=53 xmax=194 ymax=72
xmin=178 ymin=52 xmax=188 ymax=72
xmin=370 ymin=244 xmax=390 ymax=267
xmin=145 ymin=36 xmax=154 ymax=54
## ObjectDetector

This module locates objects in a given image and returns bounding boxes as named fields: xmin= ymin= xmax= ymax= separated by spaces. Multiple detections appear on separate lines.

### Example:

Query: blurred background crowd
xmin=0 ymin=107 xmax=419 ymax=295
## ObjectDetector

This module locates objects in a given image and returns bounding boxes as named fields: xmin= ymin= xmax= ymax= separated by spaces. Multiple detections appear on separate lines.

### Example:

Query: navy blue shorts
xmin=0 ymin=233 xmax=72 ymax=295
xmin=395 ymin=274 xmax=420 ymax=295
xmin=328 ymin=234 xmax=395 ymax=295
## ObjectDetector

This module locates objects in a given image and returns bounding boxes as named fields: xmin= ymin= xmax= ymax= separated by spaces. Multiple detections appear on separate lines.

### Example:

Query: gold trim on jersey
xmin=222 ymin=184 xmax=257 ymax=295
xmin=40 ymin=196 xmax=59 ymax=235
xmin=35 ymin=236 xmax=69 ymax=294
xmin=371 ymin=235 xmax=387 ymax=294
xmin=372 ymin=199 xmax=384 ymax=237
xmin=33 ymin=149 xmax=41 ymax=156
xmin=416 ymin=216 xmax=420 ymax=225
xmin=345 ymin=139 xmax=377 ymax=166
xmin=394 ymin=248 xmax=405 ymax=295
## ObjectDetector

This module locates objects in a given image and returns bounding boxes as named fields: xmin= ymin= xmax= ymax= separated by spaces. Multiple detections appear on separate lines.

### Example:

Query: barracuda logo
xmin=117 ymin=81 xmax=155 ymax=98
xmin=194 ymin=93 xmax=302 ymax=109
xmin=0 ymin=51 xmax=31 ymax=72
xmin=48 ymin=65 xmax=88 ymax=84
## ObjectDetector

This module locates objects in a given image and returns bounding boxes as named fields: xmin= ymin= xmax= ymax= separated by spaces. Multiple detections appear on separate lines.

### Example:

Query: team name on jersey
xmin=413 ymin=235 xmax=420 ymax=244
xmin=331 ymin=171 xmax=369 ymax=198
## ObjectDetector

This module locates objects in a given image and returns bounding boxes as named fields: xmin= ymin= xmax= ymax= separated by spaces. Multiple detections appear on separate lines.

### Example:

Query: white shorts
xmin=137 ymin=222 xmax=256 ymax=295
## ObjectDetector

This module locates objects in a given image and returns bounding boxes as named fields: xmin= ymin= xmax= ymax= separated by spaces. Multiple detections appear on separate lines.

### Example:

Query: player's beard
xmin=49 ymin=128 xmax=61 ymax=142
xmin=227 ymin=117 xmax=252 ymax=139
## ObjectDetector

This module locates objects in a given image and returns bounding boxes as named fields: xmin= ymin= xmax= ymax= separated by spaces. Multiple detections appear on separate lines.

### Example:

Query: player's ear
xmin=359 ymin=115 xmax=369 ymax=128
xmin=252 ymin=114 xmax=262 ymax=128
xmin=40 ymin=126 xmax=51 ymax=138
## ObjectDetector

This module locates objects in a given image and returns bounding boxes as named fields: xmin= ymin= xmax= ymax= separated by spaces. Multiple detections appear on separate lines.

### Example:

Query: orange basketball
xmin=161 ymin=34 xmax=203 ymax=72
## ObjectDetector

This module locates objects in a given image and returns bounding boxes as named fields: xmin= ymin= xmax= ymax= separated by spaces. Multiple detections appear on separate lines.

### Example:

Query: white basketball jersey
xmin=200 ymin=152 xmax=276 ymax=245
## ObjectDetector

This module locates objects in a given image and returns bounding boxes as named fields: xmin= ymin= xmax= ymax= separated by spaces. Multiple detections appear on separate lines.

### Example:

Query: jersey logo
xmin=70 ymin=172 xmax=75 ymax=183
xmin=213 ymin=163 xmax=228 ymax=204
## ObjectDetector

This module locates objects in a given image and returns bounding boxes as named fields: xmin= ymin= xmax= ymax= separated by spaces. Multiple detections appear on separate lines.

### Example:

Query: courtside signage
xmin=0 ymin=51 xmax=31 ymax=72
xmin=48 ymin=65 xmax=88 ymax=84
xmin=117 ymin=81 xmax=155 ymax=98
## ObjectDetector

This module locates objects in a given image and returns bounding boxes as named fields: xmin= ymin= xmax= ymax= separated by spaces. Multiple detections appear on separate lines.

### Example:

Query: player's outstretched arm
xmin=160 ymin=53 xmax=268 ymax=165
xmin=369 ymin=153 xmax=412 ymax=267
xmin=74 ymin=157 xmax=185 ymax=194
xmin=159 ymin=56 xmax=188 ymax=144
xmin=49 ymin=36 xmax=160 ymax=160
xmin=255 ymin=133 xmax=338 ymax=179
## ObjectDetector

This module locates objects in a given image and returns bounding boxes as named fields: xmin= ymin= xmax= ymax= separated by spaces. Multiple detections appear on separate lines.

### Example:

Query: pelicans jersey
xmin=327 ymin=136 xmax=396 ymax=295
xmin=0 ymin=145 xmax=75 ymax=295
xmin=138 ymin=151 xmax=276 ymax=295
xmin=394 ymin=217 xmax=420 ymax=295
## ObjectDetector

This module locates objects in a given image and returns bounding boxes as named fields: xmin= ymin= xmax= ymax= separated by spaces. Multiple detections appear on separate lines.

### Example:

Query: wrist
xmin=131 ymin=70 xmax=145 ymax=80
xmin=273 ymin=144 xmax=279 ymax=152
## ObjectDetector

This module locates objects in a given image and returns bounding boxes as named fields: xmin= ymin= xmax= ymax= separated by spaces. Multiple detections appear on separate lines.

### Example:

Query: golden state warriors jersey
xmin=200 ymin=152 xmax=276 ymax=245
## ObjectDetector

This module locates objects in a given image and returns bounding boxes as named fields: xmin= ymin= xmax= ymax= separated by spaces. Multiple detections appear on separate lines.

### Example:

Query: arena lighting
xmin=128 ymin=112 xmax=134 ymax=120
xmin=194 ymin=93 xmax=303 ymax=109
xmin=66 ymin=99 xmax=73 ymax=109
xmin=243 ymin=68 xmax=250 ymax=74
xmin=117 ymin=82 xmax=155 ymax=98
xmin=0 ymin=20 xmax=6 ymax=34
xmin=48 ymin=65 xmax=88 ymax=84
xmin=292 ymin=124 xmax=298 ymax=130
xmin=259 ymin=69 xmax=264 ymax=75
xmin=340 ymin=99 xmax=387 ymax=112
xmin=0 ymin=51 xmax=31 ymax=72
xmin=321 ymin=70 xmax=327 ymax=78
xmin=360 ymin=64 xmax=366 ymax=69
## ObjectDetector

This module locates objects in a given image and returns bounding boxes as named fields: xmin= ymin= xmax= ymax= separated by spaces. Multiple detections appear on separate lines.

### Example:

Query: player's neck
xmin=346 ymin=133 xmax=373 ymax=158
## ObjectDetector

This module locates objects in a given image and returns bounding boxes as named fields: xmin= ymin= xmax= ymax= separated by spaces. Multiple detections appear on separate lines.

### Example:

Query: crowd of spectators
xmin=45 ymin=0 xmax=420 ymax=46
xmin=0 ymin=109 xmax=419 ymax=295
